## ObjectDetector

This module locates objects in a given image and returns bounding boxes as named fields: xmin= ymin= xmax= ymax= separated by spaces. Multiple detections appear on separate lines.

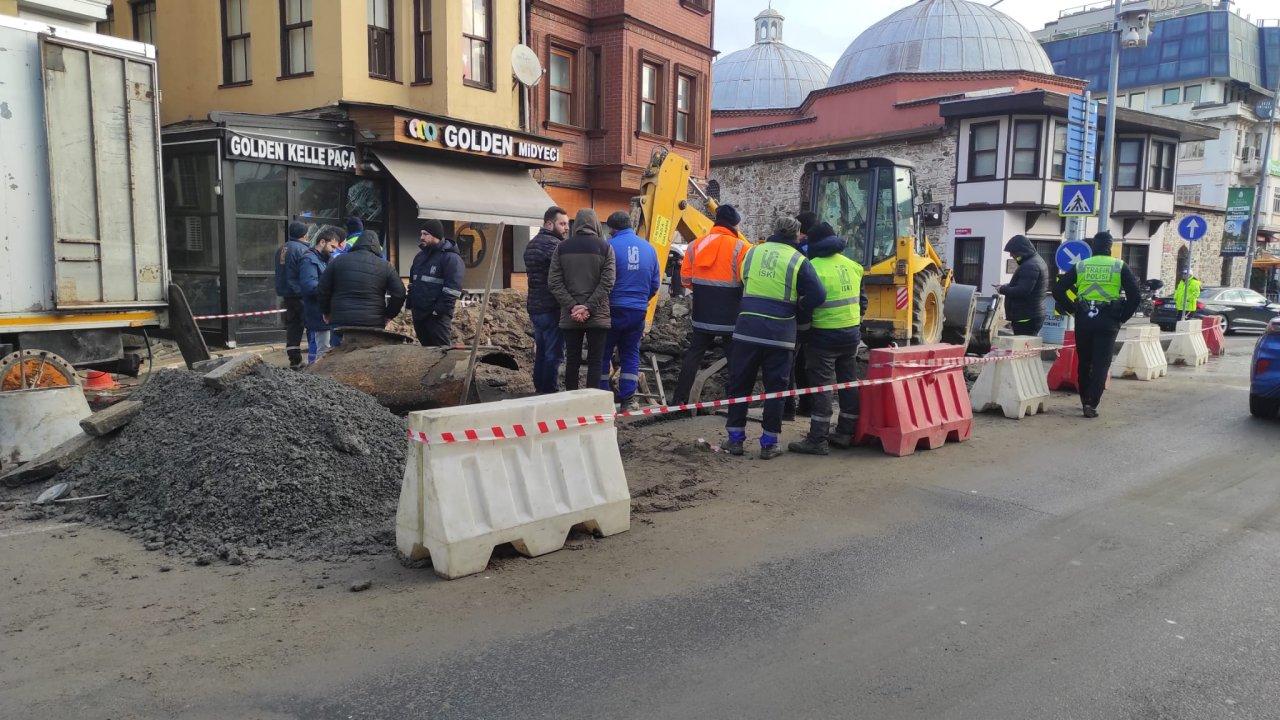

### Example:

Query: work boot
xmin=720 ymin=438 xmax=745 ymax=456
xmin=787 ymin=437 xmax=829 ymax=455
xmin=827 ymin=433 xmax=854 ymax=449
xmin=758 ymin=444 xmax=783 ymax=460
xmin=1083 ymin=405 xmax=1099 ymax=419
xmin=619 ymin=397 xmax=641 ymax=413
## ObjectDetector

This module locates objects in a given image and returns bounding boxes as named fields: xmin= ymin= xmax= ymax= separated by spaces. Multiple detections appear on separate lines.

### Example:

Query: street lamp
xmin=1098 ymin=1 xmax=1154 ymax=237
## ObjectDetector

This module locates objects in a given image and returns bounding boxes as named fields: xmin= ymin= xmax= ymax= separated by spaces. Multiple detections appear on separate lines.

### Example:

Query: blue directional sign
xmin=1056 ymin=239 xmax=1093 ymax=273
xmin=1059 ymin=182 xmax=1099 ymax=217
xmin=1065 ymin=93 xmax=1099 ymax=182
xmin=1177 ymin=214 xmax=1208 ymax=242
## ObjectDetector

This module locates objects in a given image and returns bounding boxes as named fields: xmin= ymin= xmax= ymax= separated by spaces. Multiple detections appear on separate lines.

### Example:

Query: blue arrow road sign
xmin=1060 ymin=182 xmax=1098 ymax=217
xmin=1177 ymin=214 xmax=1208 ymax=242
xmin=1056 ymin=239 xmax=1093 ymax=273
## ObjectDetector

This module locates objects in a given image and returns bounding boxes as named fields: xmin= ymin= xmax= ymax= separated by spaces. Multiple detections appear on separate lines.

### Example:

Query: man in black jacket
xmin=998 ymin=234 xmax=1048 ymax=336
xmin=318 ymin=230 xmax=406 ymax=331
xmin=524 ymin=206 xmax=569 ymax=393
xmin=407 ymin=219 xmax=465 ymax=346
xmin=1052 ymin=231 xmax=1142 ymax=418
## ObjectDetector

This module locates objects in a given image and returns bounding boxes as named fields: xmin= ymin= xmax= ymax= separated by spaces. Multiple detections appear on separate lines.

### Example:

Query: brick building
xmin=528 ymin=0 xmax=715 ymax=217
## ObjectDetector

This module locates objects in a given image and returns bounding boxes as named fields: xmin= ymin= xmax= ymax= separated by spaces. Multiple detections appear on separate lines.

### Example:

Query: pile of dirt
xmin=55 ymin=367 xmax=407 ymax=564
xmin=619 ymin=424 xmax=730 ymax=513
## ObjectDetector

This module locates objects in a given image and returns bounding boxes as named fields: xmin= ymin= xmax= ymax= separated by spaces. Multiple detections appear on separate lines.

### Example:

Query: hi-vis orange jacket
xmin=681 ymin=225 xmax=749 ymax=334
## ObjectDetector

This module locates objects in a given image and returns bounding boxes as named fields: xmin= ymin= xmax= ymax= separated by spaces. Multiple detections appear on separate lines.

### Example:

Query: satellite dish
xmin=512 ymin=44 xmax=543 ymax=87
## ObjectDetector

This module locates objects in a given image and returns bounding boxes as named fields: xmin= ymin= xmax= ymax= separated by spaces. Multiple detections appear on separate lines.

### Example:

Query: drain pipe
xmin=519 ymin=0 xmax=530 ymax=132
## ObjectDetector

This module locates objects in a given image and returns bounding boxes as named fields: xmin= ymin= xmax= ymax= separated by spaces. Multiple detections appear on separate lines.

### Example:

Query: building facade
xmin=527 ymin=0 xmax=715 ymax=218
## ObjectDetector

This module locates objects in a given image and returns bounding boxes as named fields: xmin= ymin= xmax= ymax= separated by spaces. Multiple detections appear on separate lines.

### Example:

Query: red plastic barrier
xmin=1202 ymin=315 xmax=1227 ymax=357
xmin=854 ymin=344 xmax=972 ymax=457
xmin=1047 ymin=330 xmax=1080 ymax=392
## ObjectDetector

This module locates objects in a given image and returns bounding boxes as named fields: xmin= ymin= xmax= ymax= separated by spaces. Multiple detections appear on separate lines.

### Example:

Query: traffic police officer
xmin=722 ymin=217 xmax=825 ymax=459
xmin=1052 ymin=232 xmax=1141 ymax=418
xmin=1174 ymin=268 xmax=1202 ymax=320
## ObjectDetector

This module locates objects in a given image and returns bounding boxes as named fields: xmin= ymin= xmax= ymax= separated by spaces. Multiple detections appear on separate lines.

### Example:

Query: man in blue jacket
xmin=407 ymin=219 xmax=466 ymax=346
xmin=600 ymin=211 xmax=660 ymax=410
xmin=524 ymin=206 xmax=570 ymax=393
xmin=300 ymin=226 xmax=343 ymax=363
xmin=275 ymin=220 xmax=310 ymax=369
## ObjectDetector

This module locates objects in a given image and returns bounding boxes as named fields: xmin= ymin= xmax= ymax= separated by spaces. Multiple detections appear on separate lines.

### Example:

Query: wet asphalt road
xmin=277 ymin=335 xmax=1279 ymax=720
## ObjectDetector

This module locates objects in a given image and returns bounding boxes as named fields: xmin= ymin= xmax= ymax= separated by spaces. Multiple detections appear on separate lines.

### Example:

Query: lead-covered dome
xmin=711 ymin=7 xmax=832 ymax=111
xmin=827 ymin=0 xmax=1054 ymax=87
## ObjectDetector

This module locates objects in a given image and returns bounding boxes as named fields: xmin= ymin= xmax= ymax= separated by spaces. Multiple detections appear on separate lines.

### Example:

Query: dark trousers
xmin=785 ymin=334 xmax=810 ymax=417
xmin=282 ymin=296 xmax=304 ymax=367
xmin=1011 ymin=317 xmax=1044 ymax=336
xmin=530 ymin=311 xmax=565 ymax=394
xmin=601 ymin=307 xmax=646 ymax=401
xmin=674 ymin=330 xmax=731 ymax=403
xmin=413 ymin=311 xmax=453 ymax=347
xmin=725 ymin=341 xmax=794 ymax=445
xmin=564 ymin=328 xmax=607 ymax=391
xmin=1074 ymin=309 xmax=1121 ymax=408
xmin=805 ymin=342 xmax=861 ymax=441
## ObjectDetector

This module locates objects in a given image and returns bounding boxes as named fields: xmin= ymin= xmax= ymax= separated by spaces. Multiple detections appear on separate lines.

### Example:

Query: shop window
xmin=549 ymin=47 xmax=574 ymax=125
xmin=1162 ymin=87 xmax=1180 ymax=105
xmin=639 ymin=60 xmax=663 ymax=135
xmin=164 ymin=152 xmax=221 ymax=273
xmin=368 ymin=0 xmax=395 ymax=80
xmin=1122 ymin=243 xmax=1149 ymax=281
xmin=132 ymin=0 xmax=155 ymax=44
xmin=1183 ymin=84 xmax=1201 ymax=103
xmin=222 ymin=0 xmax=250 ymax=84
xmin=280 ymin=0 xmax=314 ymax=77
xmin=1149 ymin=140 xmax=1176 ymax=191
xmin=1011 ymin=120 xmax=1042 ymax=178
xmin=1116 ymin=138 xmax=1144 ymax=189
xmin=955 ymin=238 xmax=984 ymax=286
xmin=675 ymin=73 xmax=696 ymax=143
xmin=97 ymin=5 xmax=114 ymax=36
xmin=462 ymin=0 xmax=492 ymax=89
xmin=1051 ymin=122 xmax=1067 ymax=179
xmin=413 ymin=0 xmax=432 ymax=83
xmin=968 ymin=121 xmax=999 ymax=181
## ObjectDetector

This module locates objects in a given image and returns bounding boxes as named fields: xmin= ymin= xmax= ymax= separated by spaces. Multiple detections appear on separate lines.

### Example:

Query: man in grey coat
xmin=549 ymin=209 xmax=616 ymax=391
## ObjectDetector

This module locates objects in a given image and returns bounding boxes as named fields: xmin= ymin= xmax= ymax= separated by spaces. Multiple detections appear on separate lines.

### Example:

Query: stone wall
xmin=1160 ymin=205 xmax=1247 ymax=289
xmin=710 ymin=132 xmax=957 ymax=250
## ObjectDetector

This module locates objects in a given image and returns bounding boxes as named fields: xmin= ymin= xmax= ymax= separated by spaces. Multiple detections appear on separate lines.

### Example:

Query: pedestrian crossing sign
xmin=1059 ymin=182 xmax=1099 ymax=217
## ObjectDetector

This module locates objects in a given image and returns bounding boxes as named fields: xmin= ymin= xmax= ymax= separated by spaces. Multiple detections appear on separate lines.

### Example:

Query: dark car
xmin=1150 ymin=286 xmax=1280 ymax=333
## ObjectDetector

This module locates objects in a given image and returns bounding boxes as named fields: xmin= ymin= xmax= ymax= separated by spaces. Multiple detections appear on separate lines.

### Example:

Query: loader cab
xmin=801 ymin=158 xmax=933 ymax=270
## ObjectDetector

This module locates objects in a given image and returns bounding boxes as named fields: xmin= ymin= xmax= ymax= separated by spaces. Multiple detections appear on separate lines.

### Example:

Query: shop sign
xmin=402 ymin=116 xmax=561 ymax=167
xmin=226 ymin=132 xmax=358 ymax=171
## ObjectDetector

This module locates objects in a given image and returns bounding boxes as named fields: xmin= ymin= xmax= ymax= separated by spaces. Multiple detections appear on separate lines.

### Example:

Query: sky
xmin=712 ymin=0 xmax=1280 ymax=66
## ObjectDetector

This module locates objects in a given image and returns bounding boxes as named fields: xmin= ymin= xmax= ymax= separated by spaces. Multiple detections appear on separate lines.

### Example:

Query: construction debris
xmin=79 ymin=400 xmax=143 ymax=437
xmin=1 ymin=432 xmax=102 ymax=488
xmin=55 ymin=366 xmax=406 ymax=563
xmin=201 ymin=352 xmax=264 ymax=390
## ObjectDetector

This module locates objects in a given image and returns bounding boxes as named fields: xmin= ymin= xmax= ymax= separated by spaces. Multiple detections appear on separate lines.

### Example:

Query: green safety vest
xmin=1075 ymin=255 xmax=1125 ymax=303
xmin=810 ymin=254 xmax=864 ymax=329
xmin=741 ymin=242 xmax=804 ymax=316
xmin=1174 ymin=277 xmax=1201 ymax=311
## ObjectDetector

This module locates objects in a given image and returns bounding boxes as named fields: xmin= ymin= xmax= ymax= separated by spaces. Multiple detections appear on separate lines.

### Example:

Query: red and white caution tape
xmin=406 ymin=367 xmax=946 ymax=446
xmin=192 ymin=308 xmax=288 ymax=321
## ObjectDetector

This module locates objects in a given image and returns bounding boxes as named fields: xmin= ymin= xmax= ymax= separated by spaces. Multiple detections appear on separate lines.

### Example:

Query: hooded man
xmin=549 ymin=209 xmax=616 ymax=391
xmin=300 ymin=225 xmax=343 ymax=363
xmin=600 ymin=211 xmax=660 ymax=410
xmin=1052 ymin=232 xmax=1142 ymax=418
xmin=407 ymin=218 xmax=466 ymax=346
xmin=525 ymin=206 xmax=570 ymax=393
xmin=673 ymin=203 xmax=750 ymax=404
xmin=318 ymin=229 xmax=406 ymax=330
xmin=998 ymin=234 xmax=1049 ymax=336
xmin=789 ymin=221 xmax=867 ymax=455
xmin=275 ymin=220 xmax=311 ymax=369
xmin=336 ymin=216 xmax=363 ymax=256
xmin=723 ymin=216 xmax=826 ymax=459
xmin=1174 ymin=267 xmax=1202 ymax=320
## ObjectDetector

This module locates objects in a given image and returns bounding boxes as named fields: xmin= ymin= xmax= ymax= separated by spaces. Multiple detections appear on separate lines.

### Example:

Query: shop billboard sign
xmin=225 ymin=132 xmax=357 ymax=171
xmin=1221 ymin=186 xmax=1255 ymax=257
xmin=398 ymin=114 xmax=562 ymax=167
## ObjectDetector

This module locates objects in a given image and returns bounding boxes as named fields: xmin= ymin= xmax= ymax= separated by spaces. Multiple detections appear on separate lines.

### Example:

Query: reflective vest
xmin=810 ymin=254 xmax=864 ymax=329
xmin=741 ymin=242 xmax=804 ymax=310
xmin=682 ymin=227 xmax=748 ymax=334
xmin=1174 ymin=277 xmax=1201 ymax=312
xmin=1075 ymin=256 xmax=1125 ymax=302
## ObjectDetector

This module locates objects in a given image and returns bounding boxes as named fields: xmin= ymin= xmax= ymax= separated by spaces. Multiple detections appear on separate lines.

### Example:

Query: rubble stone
xmin=201 ymin=353 xmax=263 ymax=391
xmin=79 ymin=400 xmax=143 ymax=437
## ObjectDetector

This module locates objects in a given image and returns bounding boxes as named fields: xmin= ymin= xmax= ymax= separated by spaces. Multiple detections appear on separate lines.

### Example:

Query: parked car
xmin=1250 ymin=316 xmax=1280 ymax=418
xmin=1150 ymin=286 xmax=1280 ymax=333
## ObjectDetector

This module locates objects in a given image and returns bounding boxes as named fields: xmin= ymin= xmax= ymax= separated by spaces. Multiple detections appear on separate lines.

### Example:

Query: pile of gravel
xmin=58 ymin=366 xmax=407 ymax=564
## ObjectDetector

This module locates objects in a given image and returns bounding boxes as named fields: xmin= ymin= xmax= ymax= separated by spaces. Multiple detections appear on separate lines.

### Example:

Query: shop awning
xmin=373 ymin=149 xmax=554 ymax=227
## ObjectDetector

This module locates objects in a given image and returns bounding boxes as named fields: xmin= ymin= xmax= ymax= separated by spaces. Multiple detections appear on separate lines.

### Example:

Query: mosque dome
xmin=827 ymin=0 xmax=1055 ymax=87
xmin=711 ymin=7 xmax=832 ymax=111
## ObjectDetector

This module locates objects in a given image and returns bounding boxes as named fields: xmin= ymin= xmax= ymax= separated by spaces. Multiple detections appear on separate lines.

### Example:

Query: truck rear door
xmin=39 ymin=36 xmax=166 ymax=309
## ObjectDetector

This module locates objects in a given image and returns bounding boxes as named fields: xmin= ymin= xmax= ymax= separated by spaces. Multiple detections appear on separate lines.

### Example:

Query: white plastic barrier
xmin=1166 ymin=319 xmax=1209 ymax=367
xmin=396 ymin=389 xmax=631 ymax=580
xmin=970 ymin=336 xmax=1050 ymax=419
xmin=1111 ymin=325 xmax=1168 ymax=381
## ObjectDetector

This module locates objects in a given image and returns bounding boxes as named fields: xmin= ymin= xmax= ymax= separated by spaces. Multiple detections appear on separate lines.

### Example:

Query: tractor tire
xmin=912 ymin=271 xmax=946 ymax=345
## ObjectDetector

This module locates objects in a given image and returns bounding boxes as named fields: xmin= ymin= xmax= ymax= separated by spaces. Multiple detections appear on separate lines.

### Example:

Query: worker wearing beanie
xmin=722 ymin=216 xmax=826 ymax=459
xmin=600 ymin=211 xmax=660 ymax=410
xmin=335 ymin=216 xmax=364 ymax=256
xmin=407 ymin=218 xmax=465 ymax=346
xmin=1052 ymin=231 xmax=1141 ymax=418
xmin=275 ymin=220 xmax=311 ymax=369
xmin=673 ymin=203 xmax=751 ymax=404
